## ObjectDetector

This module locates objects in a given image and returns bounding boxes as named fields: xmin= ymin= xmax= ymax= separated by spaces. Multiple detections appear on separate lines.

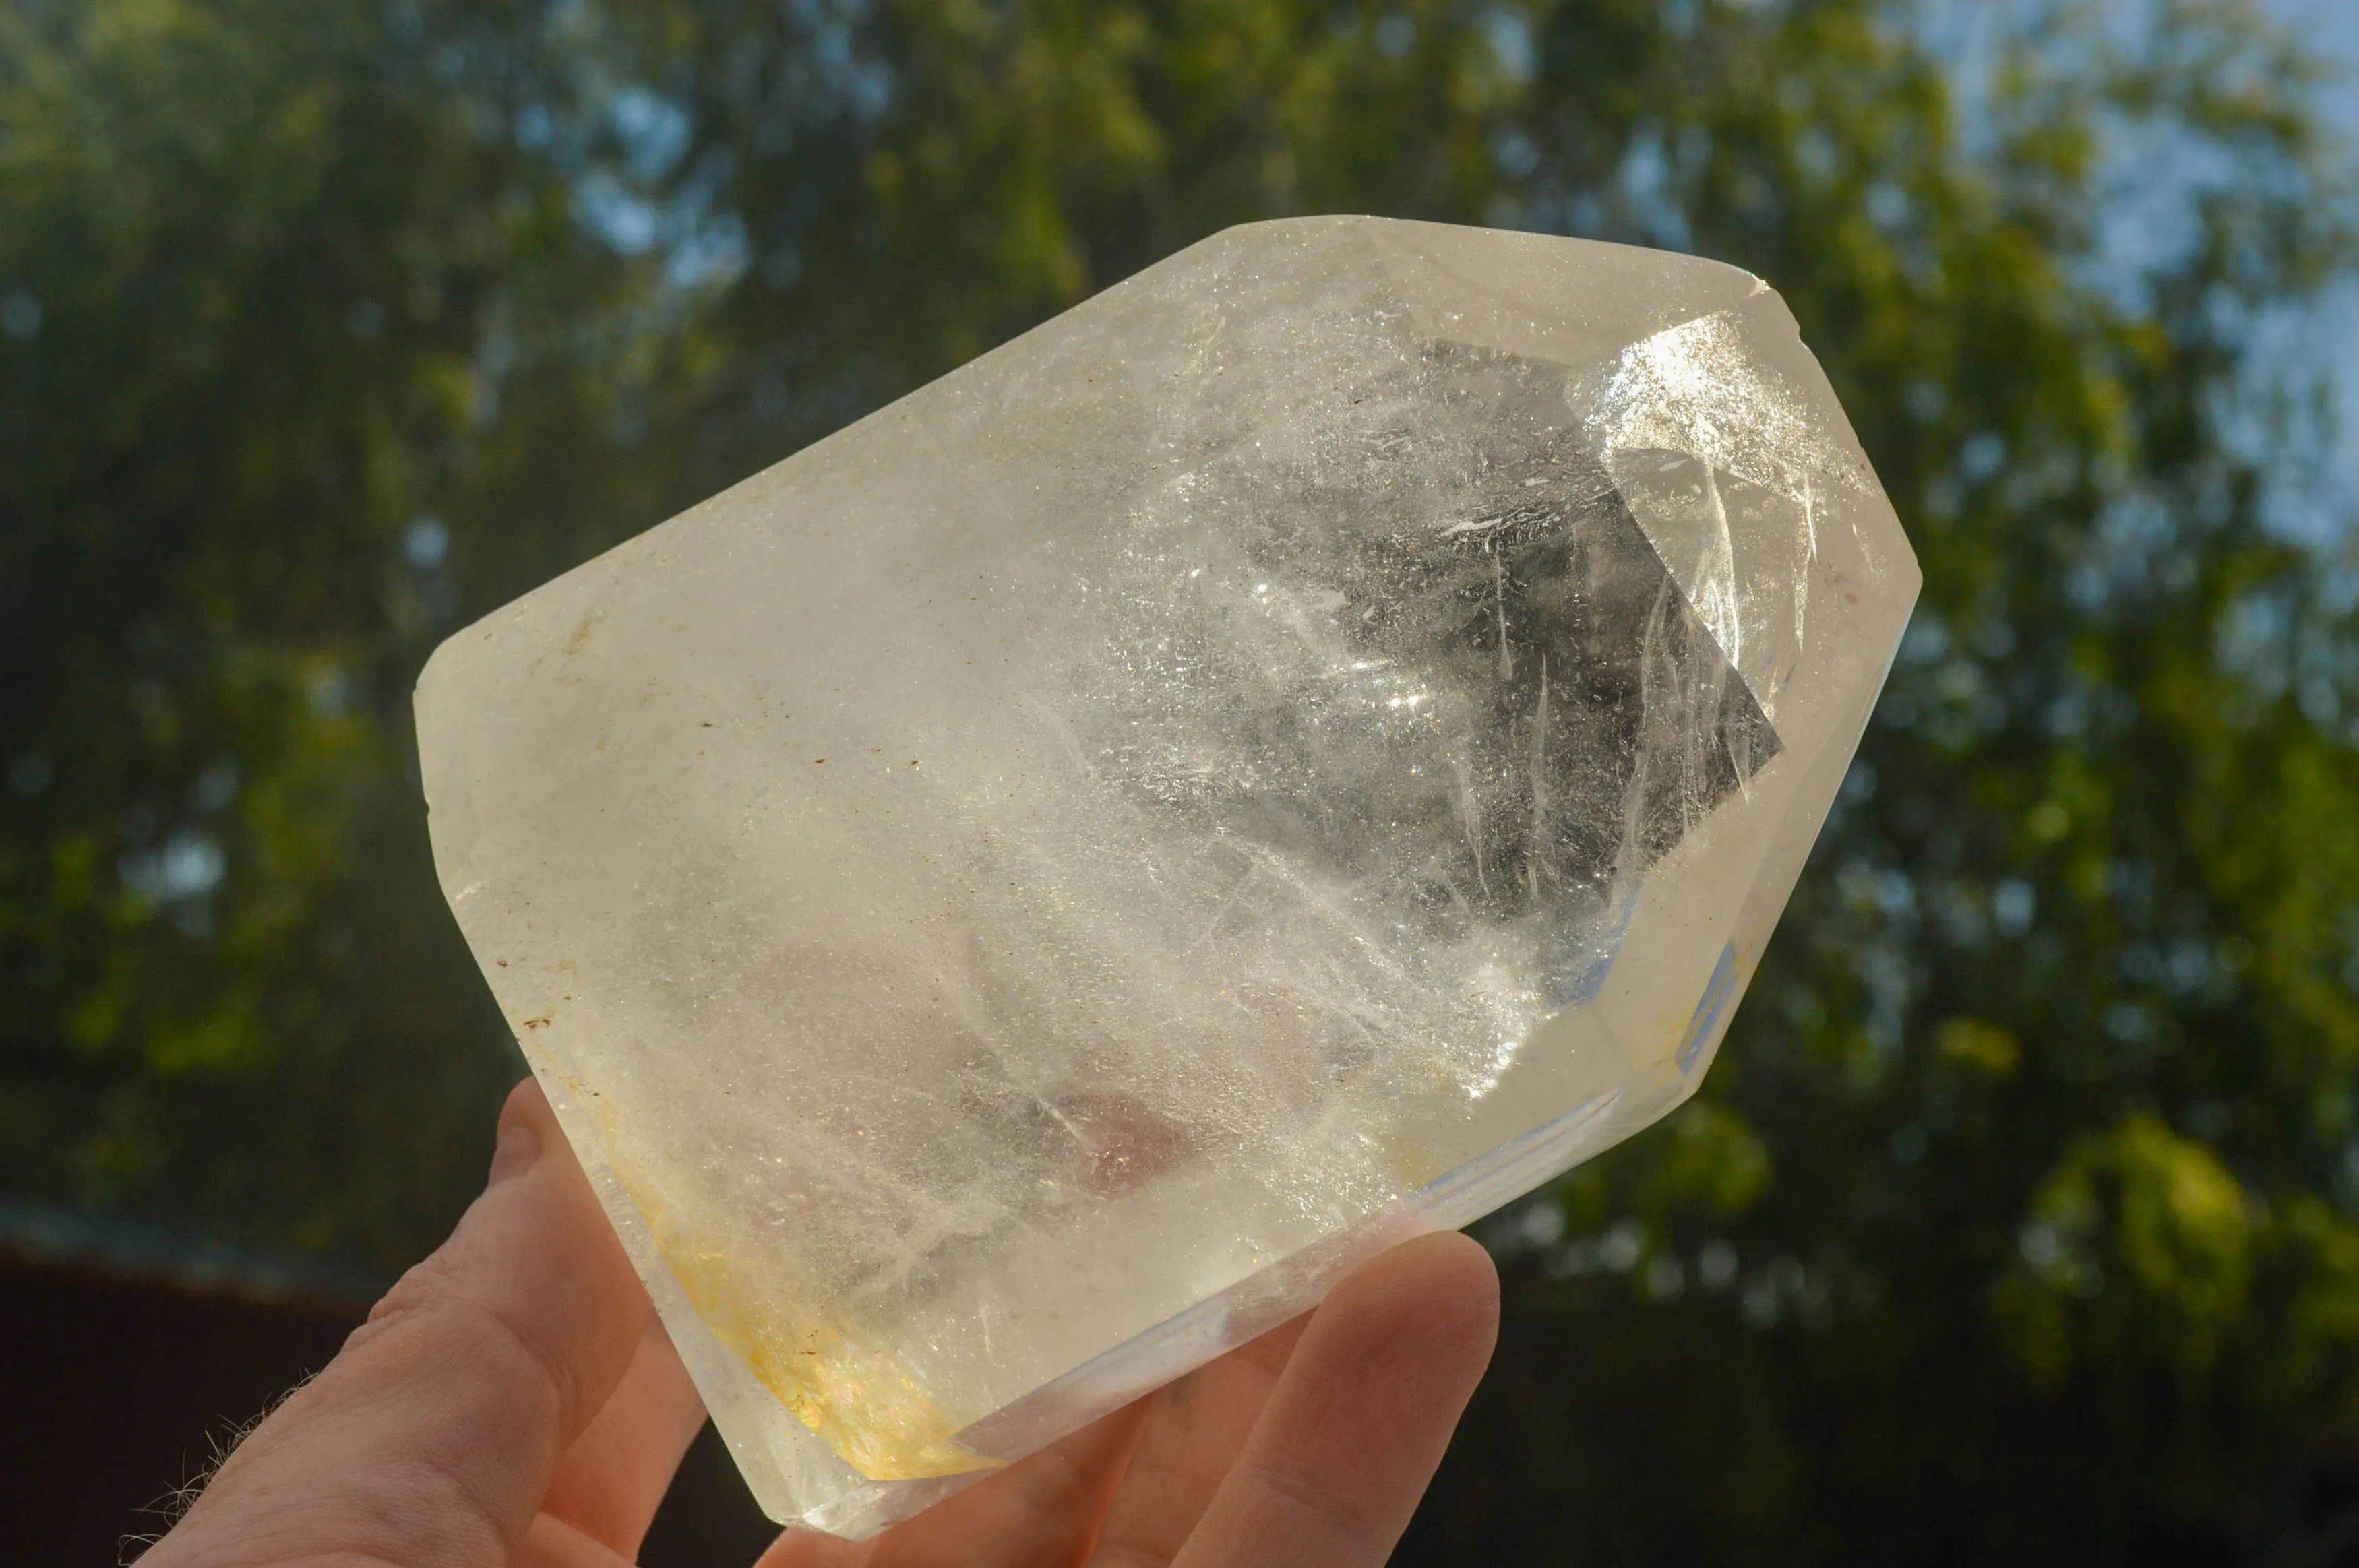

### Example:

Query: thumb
xmin=147 ymin=1079 xmax=651 ymax=1568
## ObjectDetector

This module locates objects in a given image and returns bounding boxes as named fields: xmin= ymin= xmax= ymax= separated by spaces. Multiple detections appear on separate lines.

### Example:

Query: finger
xmin=1086 ymin=1316 xmax=1312 ymax=1567
xmin=760 ymin=1395 xmax=1152 ymax=1568
xmin=516 ymin=1513 xmax=638 ymax=1568
xmin=1168 ymin=1232 xmax=1498 ymax=1568
xmin=538 ymin=1307 xmax=708 ymax=1557
xmin=146 ymin=1078 xmax=651 ymax=1568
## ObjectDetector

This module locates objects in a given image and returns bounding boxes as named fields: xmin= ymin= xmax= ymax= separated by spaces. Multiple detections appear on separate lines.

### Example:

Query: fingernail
xmin=489 ymin=1116 xmax=543 ymax=1185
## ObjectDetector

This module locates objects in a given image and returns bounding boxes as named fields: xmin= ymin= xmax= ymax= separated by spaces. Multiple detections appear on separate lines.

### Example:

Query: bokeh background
xmin=7 ymin=0 xmax=2359 ymax=1561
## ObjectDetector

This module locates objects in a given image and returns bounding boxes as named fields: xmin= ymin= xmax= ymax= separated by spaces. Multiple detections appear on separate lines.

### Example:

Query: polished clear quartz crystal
xmin=415 ymin=217 xmax=1918 ymax=1537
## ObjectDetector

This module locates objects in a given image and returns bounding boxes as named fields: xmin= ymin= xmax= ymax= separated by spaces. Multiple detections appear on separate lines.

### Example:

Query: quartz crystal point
xmin=415 ymin=217 xmax=1918 ymax=1537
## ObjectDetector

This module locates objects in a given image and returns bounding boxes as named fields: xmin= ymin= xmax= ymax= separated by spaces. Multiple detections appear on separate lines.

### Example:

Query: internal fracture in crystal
xmin=415 ymin=216 xmax=1919 ymax=1538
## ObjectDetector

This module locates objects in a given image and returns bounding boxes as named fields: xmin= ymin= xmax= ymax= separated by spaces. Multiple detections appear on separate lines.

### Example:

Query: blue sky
xmin=1909 ymin=0 xmax=2359 ymax=533
xmin=2257 ymin=0 xmax=2359 ymax=532
xmin=2269 ymin=0 xmax=2359 ymax=133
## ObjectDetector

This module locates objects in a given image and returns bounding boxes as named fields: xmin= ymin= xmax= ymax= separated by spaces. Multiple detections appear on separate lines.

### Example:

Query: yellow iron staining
xmin=654 ymin=1220 xmax=998 ymax=1481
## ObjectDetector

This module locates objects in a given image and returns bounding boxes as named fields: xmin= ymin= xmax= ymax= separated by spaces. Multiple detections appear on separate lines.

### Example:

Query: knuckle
xmin=1236 ymin=1458 xmax=1381 ymax=1551
xmin=344 ymin=1255 xmax=580 ymax=1426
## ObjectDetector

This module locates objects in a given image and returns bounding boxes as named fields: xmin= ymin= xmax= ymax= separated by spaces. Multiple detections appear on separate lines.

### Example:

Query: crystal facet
xmin=415 ymin=217 xmax=1919 ymax=1538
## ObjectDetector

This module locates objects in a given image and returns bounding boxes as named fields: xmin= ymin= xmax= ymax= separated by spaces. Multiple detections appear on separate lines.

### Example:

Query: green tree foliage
xmin=3 ymin=0 xmax=2356 ymax=1557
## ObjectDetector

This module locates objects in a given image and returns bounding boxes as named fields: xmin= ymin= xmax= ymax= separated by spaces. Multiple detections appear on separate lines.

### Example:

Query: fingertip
xmin=1327 ymin=1230 xmax=1501 ymax=1371
xmin=489 ymin=1077 xmax=561 ymax=1184
xmin=491 ymin=1114 xmax=542 ymax=1187
xmin=1164 ymin=1230 xmax=1502 ymax=1565
xmin=1381 ymin=1228 xmax=1501 ymax=1303
xmin=499 ymin=1073 xmax=553 ymax=1131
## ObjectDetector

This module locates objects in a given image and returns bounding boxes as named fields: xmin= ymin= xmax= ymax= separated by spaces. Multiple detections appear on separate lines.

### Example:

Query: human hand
xmin=142 ymin=1079 xmax=1500 ymax=1567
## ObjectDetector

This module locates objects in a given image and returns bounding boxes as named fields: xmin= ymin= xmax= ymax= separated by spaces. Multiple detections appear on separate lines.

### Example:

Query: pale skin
xmin=142 ymin=1080 xmax=1501 ymax=1568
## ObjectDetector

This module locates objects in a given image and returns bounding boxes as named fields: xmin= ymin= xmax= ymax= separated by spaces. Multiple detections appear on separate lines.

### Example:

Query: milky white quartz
xmin=415 ymin=216 xmax=1918 ymax=1537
